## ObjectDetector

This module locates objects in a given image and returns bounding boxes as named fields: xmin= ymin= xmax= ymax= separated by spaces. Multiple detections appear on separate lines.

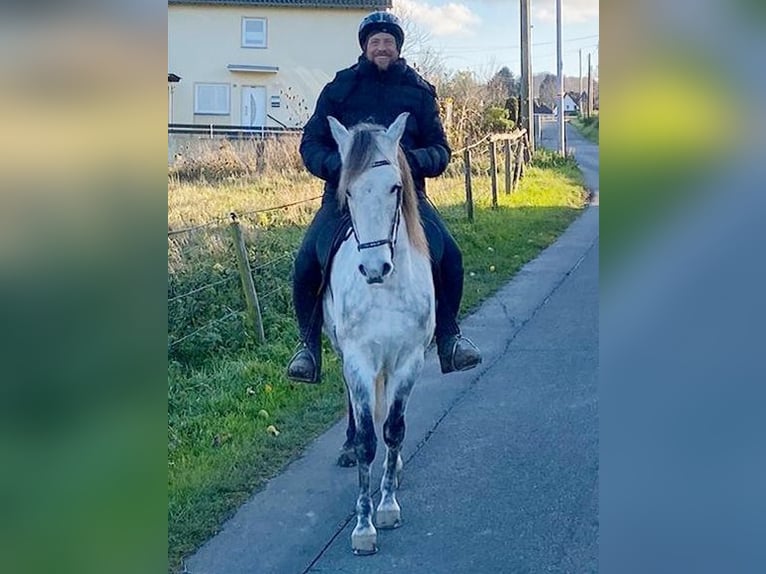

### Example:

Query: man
xmin=286 ymin=10 xmax=481 ymax=383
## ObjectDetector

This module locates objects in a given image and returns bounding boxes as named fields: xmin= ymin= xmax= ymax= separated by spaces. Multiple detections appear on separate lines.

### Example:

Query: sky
xmin=393 ymin=0 xmax=599 ymax=80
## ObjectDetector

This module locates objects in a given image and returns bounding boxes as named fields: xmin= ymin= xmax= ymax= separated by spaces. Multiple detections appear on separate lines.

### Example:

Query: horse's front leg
xmin=377 ymin=396 xmax=406 ymax=529
xmin=377 ymin=363 xmax=419 ymax=529
xmin=337 ymin=390 xmax=357 ymax=467
xmin=346 ymin=368 xmax=378 ymax=555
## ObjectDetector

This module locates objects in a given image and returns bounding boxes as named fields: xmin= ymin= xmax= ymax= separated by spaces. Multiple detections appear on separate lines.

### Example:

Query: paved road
xmin=186 ymin=127 xmax=599 ymax=574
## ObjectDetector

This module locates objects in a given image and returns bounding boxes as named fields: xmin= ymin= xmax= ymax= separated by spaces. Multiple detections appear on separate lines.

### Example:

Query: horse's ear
xmin=328 ymin=116 xmax=352 ymax=160
xmin=385 ymin=112 xmax=409 ymax=146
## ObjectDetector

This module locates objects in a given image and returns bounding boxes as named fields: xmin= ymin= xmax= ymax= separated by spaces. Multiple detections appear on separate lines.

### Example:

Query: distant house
xmin=553 ymin=91 xmax=582 ymax=116
xmin=533 ymin=100 xmax=554 ymax=115
xmin=168 ymin=0 xmax=391 ymax=128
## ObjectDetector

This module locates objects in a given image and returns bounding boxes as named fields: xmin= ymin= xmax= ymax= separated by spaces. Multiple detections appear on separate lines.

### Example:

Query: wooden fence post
xmin=523 ymin=132 xmax=532 ymax=165
xmin=521 ymin=134 xmax=531 ymax=177
xmin=229 ymin=213 xmax=265 ymax=344
xmin=512 ymin=138 xmax=525 ymax=192
xmin=463 ymin=144 xmax=474 ymax=223
xmin=504 ymin=139 xmax=512 ymax=195
xmin=256 ymin=140 xmax=266 ymax=174
xmin=489 ymin=139 xmax=498 ymax=208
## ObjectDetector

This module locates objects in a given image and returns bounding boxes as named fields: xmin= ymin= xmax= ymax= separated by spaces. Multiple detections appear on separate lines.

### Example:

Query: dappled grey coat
xmin=300 ymin=56 xmax=451 ymax=201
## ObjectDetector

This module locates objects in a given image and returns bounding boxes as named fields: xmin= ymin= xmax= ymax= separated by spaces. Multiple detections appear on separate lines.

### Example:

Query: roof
xmin=533 ymin=101 xmax=553 ymax=114
xmin=168 ymin=1 xmax=392 ymax=8
xmin=168 ymin=73 xmax=182 ymax=82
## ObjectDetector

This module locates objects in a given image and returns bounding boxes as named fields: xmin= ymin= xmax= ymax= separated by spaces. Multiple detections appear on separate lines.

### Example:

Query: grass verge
xmin=168 ymin=148 xmax=587 ymax=572
xmin=571 ymin=114 xmax=599 ymax=143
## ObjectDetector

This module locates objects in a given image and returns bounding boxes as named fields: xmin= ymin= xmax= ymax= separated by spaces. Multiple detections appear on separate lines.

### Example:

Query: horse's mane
xmin=336 ymin=123 xmax=429 ymax=256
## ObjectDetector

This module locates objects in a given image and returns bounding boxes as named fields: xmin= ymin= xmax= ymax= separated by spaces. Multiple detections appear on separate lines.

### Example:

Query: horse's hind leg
xmin=337 ymin=391 xmax=357 ymax=467
xmin=377 ymin=395 xmax=408 ymax=529
xmin=350 ymin=400 xmax=378 ymax=555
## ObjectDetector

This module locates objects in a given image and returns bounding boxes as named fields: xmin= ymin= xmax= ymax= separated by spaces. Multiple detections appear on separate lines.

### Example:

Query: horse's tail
xmin=374 ymin=371 xmax=387 ymax=424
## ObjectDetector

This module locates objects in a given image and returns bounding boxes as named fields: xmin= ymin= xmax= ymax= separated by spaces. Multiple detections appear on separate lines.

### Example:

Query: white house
xmin=168 ymin=0 xmax=391 ymax=129
xmin=553 ymin=91 xmax=583 ymax=117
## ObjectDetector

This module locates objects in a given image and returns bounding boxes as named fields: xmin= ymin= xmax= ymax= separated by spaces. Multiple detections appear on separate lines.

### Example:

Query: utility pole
xmin=579 ymin=49 xmax=583 ymax=102
xmin=556 ymin=0 xmax=565 ymax=155
xmin=588 ymin=53 xmax=593 ymax=117
xmin=520 ymin=0 xmax=534 ymax=153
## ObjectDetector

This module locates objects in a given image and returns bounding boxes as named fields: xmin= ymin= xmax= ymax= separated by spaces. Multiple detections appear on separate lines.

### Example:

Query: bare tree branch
xmin=391 ymin=2 xmax=447 ymax=84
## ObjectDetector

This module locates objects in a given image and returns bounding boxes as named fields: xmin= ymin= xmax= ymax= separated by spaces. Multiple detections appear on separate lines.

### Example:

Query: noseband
xmin=348 ymin=159 xmax=403 ymax=259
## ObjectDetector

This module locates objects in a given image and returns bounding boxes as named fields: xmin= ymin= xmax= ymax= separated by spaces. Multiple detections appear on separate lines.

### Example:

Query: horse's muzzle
xmin=359 ymin=262 xmax=392 ymax=284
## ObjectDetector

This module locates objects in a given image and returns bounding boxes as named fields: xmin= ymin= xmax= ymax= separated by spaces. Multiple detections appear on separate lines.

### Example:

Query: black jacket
xmin=299 ymin=56 xmax=451 ymax=199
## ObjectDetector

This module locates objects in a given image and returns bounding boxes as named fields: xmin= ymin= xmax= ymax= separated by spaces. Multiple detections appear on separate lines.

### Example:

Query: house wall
xmin=563 ymin=96 xmax=578 ymax=112
xmin=168 ymin=5 xmax=367 ymax=127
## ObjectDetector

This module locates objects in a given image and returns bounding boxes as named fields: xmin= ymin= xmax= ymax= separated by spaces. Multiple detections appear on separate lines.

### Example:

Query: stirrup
xmin=286 ymin=344 xmax=321 ymax=384
xmin=438 ymin=334 xmax=482 ymax=374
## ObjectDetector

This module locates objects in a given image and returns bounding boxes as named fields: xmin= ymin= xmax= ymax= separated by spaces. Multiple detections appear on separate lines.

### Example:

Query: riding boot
xmin=286 ymin=326 xmax=322 ymax=383
xmin=286 ymin=264 xmax=324 ymax=384
xmin=286 ymin=198 xmax=348 ymax=383
xmin=436 ymin=332 xmax=482 ymax=374
xmin=430 ymin=234 xmax=482 ymax=374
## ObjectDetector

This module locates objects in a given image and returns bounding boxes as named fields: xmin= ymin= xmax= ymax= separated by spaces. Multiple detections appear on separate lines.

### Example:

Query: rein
xmin=348 ymin=159 xmax=403 ymax=259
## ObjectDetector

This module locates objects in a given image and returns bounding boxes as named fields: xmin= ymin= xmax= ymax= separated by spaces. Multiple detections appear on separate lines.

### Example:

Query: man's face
xmin=365 ymin=32 xmax=399 ymax=71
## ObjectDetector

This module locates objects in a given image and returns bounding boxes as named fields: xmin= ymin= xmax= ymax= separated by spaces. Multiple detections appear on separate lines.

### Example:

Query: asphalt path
xmin=186 ymin=123 xmax=599 ymax=574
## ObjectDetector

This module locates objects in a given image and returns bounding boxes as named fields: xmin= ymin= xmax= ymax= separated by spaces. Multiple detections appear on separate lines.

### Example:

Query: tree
xmin=392 ymin=2 xmax=447 ymax=84
xmin=486 ymin=66 xmax=518 ymax=106
xmin=481 ymin=106 xmax=514 ymax=133
xmin=410 ymin=47 xmax=449 ymax=88
xmin=438 ymin=70 xmax=485 ymax=146
xmin=538 ymin=74 xmax=558 ymax=108
xmin=505 ymin=96 xmax=519 ymax=126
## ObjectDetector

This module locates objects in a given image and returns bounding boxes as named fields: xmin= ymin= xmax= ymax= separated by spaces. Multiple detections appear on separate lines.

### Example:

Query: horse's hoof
xmin=376 ymin=505 xmax=402 ymax=529
xmin=352 ymin=545 xmax=378 ymax=556
xmin=351 ymin=528 xmax=377 ymax=555
xmin=337 ymin=449 xmax=357 ymax=467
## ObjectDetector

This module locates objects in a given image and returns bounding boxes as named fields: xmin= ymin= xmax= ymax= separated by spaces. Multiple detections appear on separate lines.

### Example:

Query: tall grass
xmin=167 ymin=138 xmax=588 ymax=573
xmin=571 ymin=114 xmax=599 ymax=143
xmin=169 ymin=135 xmax=305 ymax=184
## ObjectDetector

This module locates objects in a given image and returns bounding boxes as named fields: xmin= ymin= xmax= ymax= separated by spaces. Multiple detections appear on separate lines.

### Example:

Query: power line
xmin=419 ymin=34 xmax=599 ymax=55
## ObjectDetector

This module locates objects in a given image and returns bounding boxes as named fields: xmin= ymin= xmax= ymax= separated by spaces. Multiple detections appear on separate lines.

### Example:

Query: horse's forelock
xmin=337 ymin=125 xmax=383 ymax=210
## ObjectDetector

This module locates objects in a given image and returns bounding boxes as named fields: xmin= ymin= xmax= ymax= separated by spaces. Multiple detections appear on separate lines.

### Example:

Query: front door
xmin=241 ymin=86 xmax=266 ymax=127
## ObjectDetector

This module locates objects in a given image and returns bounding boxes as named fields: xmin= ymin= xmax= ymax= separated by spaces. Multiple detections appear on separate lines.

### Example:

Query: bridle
xmin=347 ymin=159 xmax=403 ymax=259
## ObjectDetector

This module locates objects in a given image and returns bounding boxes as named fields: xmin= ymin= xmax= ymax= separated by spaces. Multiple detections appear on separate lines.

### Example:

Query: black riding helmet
xmin=358 ymin=11 xmax=404 ymax=52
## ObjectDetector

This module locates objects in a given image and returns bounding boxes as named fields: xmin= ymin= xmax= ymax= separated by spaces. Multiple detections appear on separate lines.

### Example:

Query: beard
xmin=372 ymin=53 xmax=394 ymax=70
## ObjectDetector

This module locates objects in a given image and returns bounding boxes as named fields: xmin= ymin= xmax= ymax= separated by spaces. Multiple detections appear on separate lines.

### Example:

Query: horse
xmin=323 ymin=112 xmax=436 ymax=555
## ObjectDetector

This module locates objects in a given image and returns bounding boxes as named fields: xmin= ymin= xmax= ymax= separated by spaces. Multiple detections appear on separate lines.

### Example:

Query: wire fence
xmin=167 ymin=193 xmax=322 ymax=361
xmin=167 ymin=129 xmax=531 ymax=360
xmin=451 ymin=133 xmax=492 ymax=155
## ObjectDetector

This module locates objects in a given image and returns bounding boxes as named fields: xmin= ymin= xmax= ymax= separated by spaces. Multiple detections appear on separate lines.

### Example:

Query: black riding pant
xmin=292 ymin=194 xmax=463 ymax=342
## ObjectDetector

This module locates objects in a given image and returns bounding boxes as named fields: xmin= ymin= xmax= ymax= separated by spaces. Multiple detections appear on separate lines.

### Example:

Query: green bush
xmin=481 ymin=105 xmax=515 ymax=133
xmin=531 ymin=147 xmax=577 ymax=170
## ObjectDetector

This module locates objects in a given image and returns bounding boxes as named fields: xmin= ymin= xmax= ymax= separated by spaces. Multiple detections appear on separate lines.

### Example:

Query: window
xmin=242 ymin=18 xmax=267 ymax=48
xmin=194 ymin=83 xmax=230 ymax=115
